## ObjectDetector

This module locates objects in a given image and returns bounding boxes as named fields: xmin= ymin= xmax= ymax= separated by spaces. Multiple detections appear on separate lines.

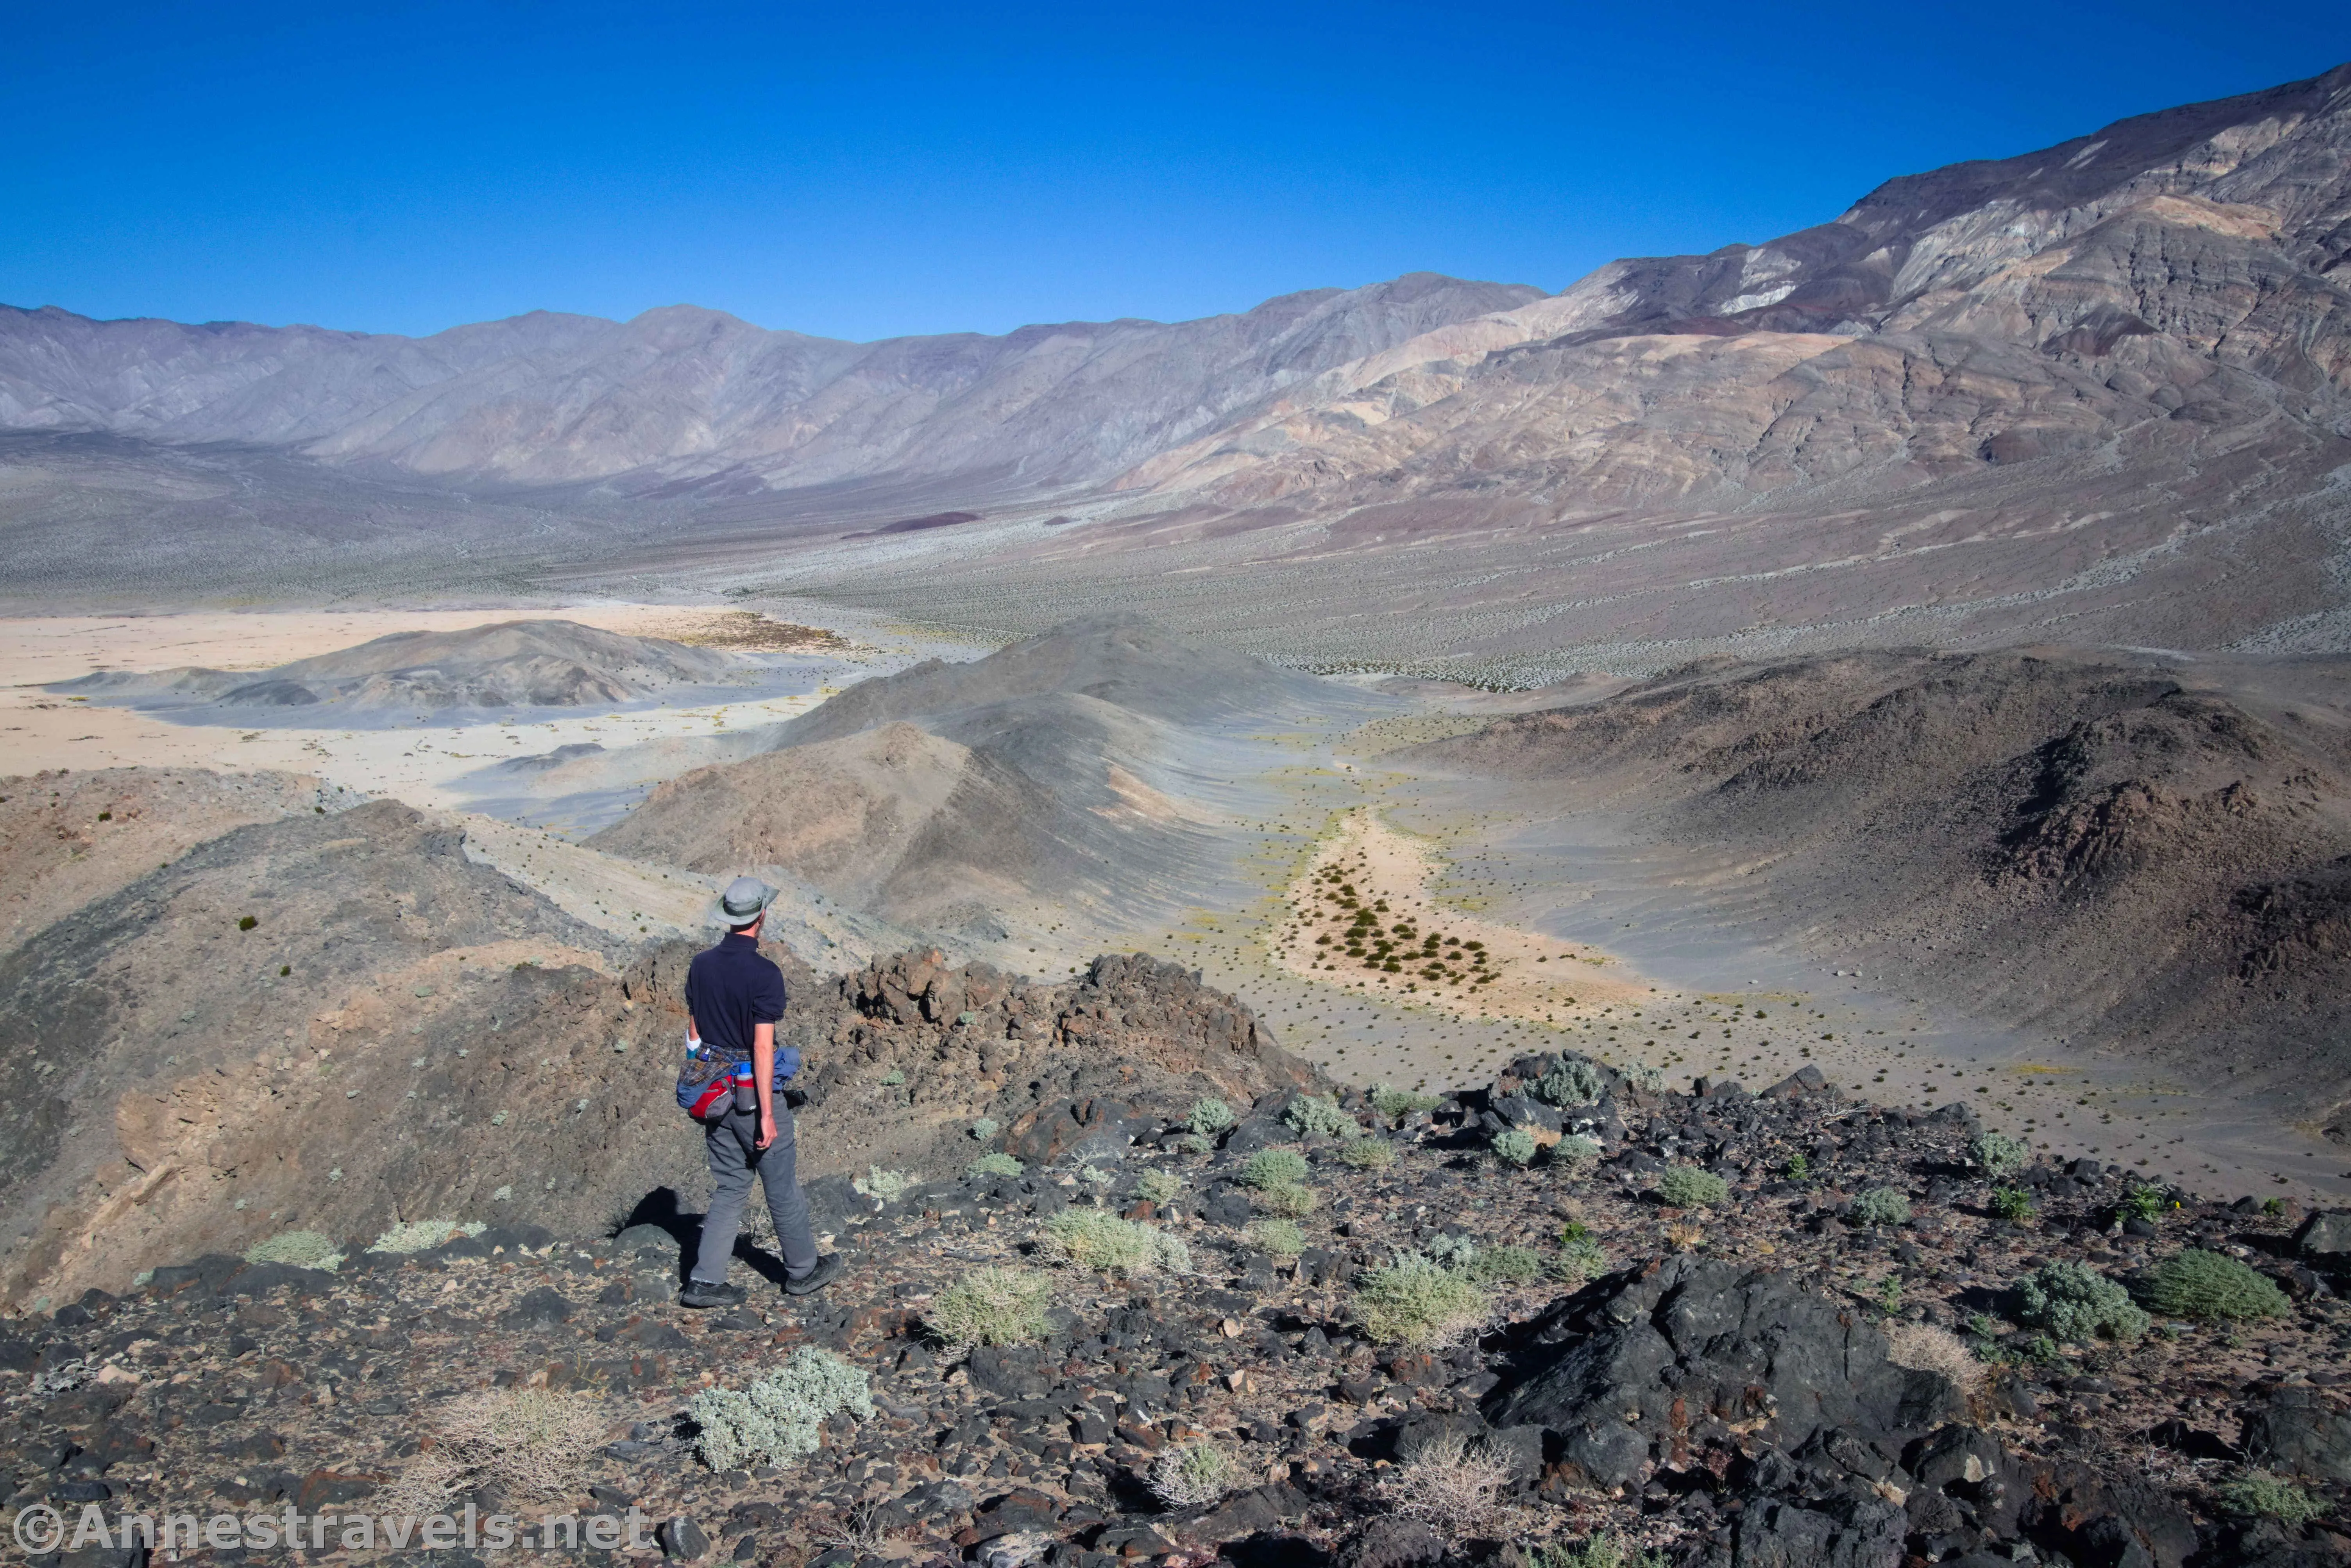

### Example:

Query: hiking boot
xmin=678 ymin=1278 xmax=747 ymax=1310
xmin=783 ymin=1254 xmax=845 ymax=1297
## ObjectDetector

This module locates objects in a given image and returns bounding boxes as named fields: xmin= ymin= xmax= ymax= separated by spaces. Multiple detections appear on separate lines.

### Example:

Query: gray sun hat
xmin=713 ymin=876 xmax=778 ymax=929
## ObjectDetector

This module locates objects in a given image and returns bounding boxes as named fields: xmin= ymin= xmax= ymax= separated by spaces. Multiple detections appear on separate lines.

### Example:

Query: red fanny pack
xmin=687 ymin=1074 xmax=735 ymax=1120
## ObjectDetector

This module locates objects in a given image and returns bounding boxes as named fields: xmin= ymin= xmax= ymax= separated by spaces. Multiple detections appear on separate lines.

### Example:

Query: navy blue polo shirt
xmin=684 ymin=933 xmax=788 ymax=1062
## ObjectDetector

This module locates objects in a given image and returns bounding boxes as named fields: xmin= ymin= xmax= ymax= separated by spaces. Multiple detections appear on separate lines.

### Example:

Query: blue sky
xmin=9 ymin=1 xmax=2347 ymax=342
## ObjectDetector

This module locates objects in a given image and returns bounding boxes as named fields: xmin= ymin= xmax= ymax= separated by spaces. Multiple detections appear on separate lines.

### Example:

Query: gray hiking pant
xmin=691 ymin=1105 xmax=819 ymax=1286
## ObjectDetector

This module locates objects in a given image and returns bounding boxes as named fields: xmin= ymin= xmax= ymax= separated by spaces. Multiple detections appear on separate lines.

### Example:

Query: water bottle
xmin=731 ymin=1059 xmax=757 ymax=1113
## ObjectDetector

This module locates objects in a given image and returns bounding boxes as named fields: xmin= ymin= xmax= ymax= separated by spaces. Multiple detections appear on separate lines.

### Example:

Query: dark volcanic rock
xmin=1337 ymin=1516 xmax=1445 ymax=1568
xmin=1690 ymin=1485 xmax=1907 ymax=1568
xmin=2241 ymin=1387 xmax=2351 ymax=1483
xmin=2016 ymin=1460 xmax=2197 ymax=1568
xmin=1488 ymin=1255 xmax=1960 ymax=1488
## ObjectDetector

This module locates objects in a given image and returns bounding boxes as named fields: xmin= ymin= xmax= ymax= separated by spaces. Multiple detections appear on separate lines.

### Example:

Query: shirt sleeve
xmin=752 ymin=959 xmax=787 ymax=1025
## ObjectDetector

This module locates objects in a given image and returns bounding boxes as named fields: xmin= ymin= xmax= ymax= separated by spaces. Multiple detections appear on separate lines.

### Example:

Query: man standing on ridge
xmin=678 ymin=877 xmax=844 ymax=1308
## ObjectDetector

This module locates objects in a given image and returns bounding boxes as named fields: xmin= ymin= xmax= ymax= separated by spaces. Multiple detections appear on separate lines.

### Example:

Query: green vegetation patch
xmin=925 ymin=1267 xmax=1054 ymax=1347
xmin=1237 ymin=1149 xmax=1310 ymax=1189
xmin=1655 ymin=1166 xmax=1730 ymax=1209
xmin=1353 ymin=1251 xmax=1489 ymax=1348
xmin=2016 ymin=1260 xmax=2149 ymax=1343
xmin=2140 ymin=1249 xmax=2288 ymax=1322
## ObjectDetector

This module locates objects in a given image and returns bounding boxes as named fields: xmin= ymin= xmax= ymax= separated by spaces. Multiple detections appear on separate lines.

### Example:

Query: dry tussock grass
xmin=1883 ymin=1322 xmax=1984 ymax=1394
xmin=1384 ymin=1430 xmax=1515 ymax=1536
xmin=387 ymin=1389 xmax=610 ymax=1512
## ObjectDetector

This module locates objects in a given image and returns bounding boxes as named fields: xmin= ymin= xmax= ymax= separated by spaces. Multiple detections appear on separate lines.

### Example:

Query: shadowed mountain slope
xmin=1405 ymin=649 xmax=2351 ymax=1113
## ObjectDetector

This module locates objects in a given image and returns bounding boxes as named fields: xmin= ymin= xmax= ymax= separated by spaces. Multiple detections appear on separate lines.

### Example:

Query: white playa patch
xmin=1270 ymin=808 xmax=1657 ymax=1021
xmin=0 ymin=607 xmax=914 ymax=827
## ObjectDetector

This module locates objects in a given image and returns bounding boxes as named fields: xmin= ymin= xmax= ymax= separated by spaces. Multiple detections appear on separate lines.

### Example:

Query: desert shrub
xmin=688 ymin=1348 xmax=871 ymax=1471
xmin=1464 ymin=1244 xmax=1544 ymax=1286
xmin=1187 ymin=1097 xmax=1236 ymax=1136
xmin=1245 ymin=1218 xmax=1306 ymax=1263
xmin=968 ymin=1117 xmax=999 ymax=1141
xmin=1237 ymin=1149 xmax=1310 ymax=1189
xmin=369 ymin=1219 xmax=485 ymax=1254
xmin=244 ymin=1231 xmax=344 ymax=1271
xmin=1533 ymin=1058 xmax=1607 ymax=1108
xmin=1784 ymin=1152 xmax=1812 ymax=1181
xmin=1883 ymin=1322 xmax=1984 ymax=1394
xmin=1369 ymin=1082 xmax=1441 ymax=1120
xmin=389 ymin=1388 xmax=610 ymax=1511
xmin=2016 ymin=1260 xmax=2149 ymax=1343
xmin=1491 ymin=1128 xmax=1540 ymax=1168
xmin=1252 ymin=1182 xmax=1318 ymax=1218
xmin=966 ymin=1152 xmax=1023 ymax=1180
xmin=2216 ymin=1469 xmax=2326 ymax=1527
xmin=1552 ymin=1134 xmax=1601 ymax=1176
xmin=852 ymin=1167 xmax=916 ymax=1203
xmin=1655 ymin=1166 xmax=1730 ymax=1209
xmin=1284 ymin=1094 xmax=1358 ymax=1140
xmin=1384 ymin=1428 xmax=1513 ymax=1535
xmin=1535 ymin=1533 xmax=1668 ymax=1568
xmin=1970 ymin=1131 xmax=2028 ymax=1179
xmin=1149 ymin=1442 xmax=1235 ymax=1509
xmin=1353 ymin=1252 xmax=1489 ymax=1348
xmin=2140 ymin=1250 xmax=2288 ymax=1321
xmin=1852 ymin=1188 xmax=1912 ymax=1228
xmin=1555 ymin=1222 xmax=1608 ymax=1284
xmin=1135 ymin=1170 xmax=1184 ymax=1205
xmin=1421 ymin=1232 xmax=1480 ymax=1269
xmin=1339 ymin=1138 xmax=1396 ymax=1171
xmin=1039 ymin=1210 xmax=1191 ymax=1276
xmin=2122 ymin=1183 xmax=2170 ymax=1223
xmin=1173 ymin=1131 xmax=1214 ymax=1155
xmin=925 ymin=1267 xmax=1053 ymax=1347
xmin=1990 ymin=1186 xmax=2034 ymax=1221
xmin=1626 ymin=1063 xmax=1668 ymax=1094
xmin=878 ymin=1069 xmax=905 ymax=1086
xmin=385 ymin=1391 xmax=607 ymax=1514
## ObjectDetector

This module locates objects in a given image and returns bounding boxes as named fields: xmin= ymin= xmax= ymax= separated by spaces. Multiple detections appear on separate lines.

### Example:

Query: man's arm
xmin=753 ymin=1022 xmax=777 ymax=1149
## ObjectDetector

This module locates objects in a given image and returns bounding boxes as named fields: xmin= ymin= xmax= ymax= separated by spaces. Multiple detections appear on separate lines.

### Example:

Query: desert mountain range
xmin=5 ymin=64 xmax=2351 ymax=670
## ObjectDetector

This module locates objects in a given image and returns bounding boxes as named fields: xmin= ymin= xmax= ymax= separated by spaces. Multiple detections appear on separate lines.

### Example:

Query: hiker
xmin=676 ymin=877 xmax=844 ymax=1308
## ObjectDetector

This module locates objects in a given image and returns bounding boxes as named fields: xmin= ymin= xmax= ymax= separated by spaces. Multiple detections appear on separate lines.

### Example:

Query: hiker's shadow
xmin=616 ymin=1183 xmax=796 ymax=1292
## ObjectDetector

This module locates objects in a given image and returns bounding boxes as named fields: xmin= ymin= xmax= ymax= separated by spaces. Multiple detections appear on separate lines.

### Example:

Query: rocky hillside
xmin=0 ymin=766 xmax=1313 ymax=1308
xmin=0 ymin=768 xmax=332 ymax=952
xmin=1405 ymin=648 xmax=2351 ymax=1110
xmin=5 ymin=1050 xmax=2347 ymax=1568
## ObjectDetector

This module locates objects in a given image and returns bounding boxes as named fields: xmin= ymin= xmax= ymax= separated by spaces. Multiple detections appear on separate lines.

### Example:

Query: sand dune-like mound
xmin=1408 ymin=649 xmax=2351 ymax=1106
xmin=773 ymin=612 xmax=1332 ymax=746
xmin=592 ymin=702 xmax=1226 ymax=937
xmin=592 ymin=617 xmax=1327 ymax=939
xmin=52 ymin=618 xmax=750 ymax=714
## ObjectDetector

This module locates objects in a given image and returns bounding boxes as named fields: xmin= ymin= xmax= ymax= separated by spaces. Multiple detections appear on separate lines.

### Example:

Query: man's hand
xmin=753 ymin=1020 xmax=778 ymax=1149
